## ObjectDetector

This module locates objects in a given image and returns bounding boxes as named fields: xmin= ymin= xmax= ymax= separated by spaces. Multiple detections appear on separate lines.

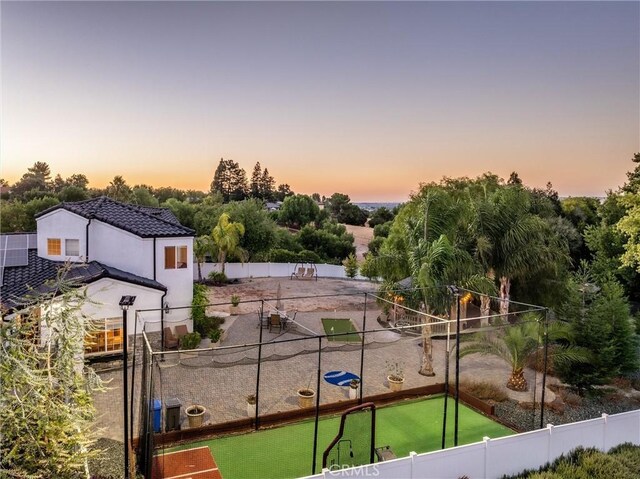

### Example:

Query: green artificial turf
xmin=321 ymin=318 xmax=361 ymax=342
xmin=165 ymin=396 xmax=513 ymax=479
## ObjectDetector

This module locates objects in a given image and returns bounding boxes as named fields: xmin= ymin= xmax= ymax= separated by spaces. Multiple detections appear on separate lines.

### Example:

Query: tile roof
xmin=35 ymin=197 xmax=194 ymax=238
xmin=1 ymin=250 xmax=166 ymax=312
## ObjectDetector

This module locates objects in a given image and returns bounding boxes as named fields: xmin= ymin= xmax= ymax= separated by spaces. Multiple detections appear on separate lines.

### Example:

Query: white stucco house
xmin=0 ymin=196 xmax=195 ymax=356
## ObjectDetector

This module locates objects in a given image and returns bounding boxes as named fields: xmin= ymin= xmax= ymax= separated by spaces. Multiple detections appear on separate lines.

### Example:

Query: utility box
xmin=152 ymin=399 xmax=162 ymax=433
xmin=165 ymin=397 xmax=181 ymax=432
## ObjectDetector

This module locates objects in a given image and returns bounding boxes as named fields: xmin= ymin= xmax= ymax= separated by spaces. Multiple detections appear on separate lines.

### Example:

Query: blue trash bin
xmin=152 ymin=399 xmax=162 ymax=433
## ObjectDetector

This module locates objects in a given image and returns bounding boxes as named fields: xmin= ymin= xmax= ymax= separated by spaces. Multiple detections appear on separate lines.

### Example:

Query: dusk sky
xmin=1 ymin=1 xmax=638 ymax=202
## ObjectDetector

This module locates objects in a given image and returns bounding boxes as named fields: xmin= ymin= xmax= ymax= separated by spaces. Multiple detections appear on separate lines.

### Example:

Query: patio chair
xmin=269 ymin=313 xmax=282 ymax=333
xmin=304 ymin=268 xmax=317 ymax=281
xmin=163 ymin=327 xmax=179 ymax=349
xmin=257 ymin=310 xmax=269 ymax=329
xmin=291 ymin=267 xmax=305 ymax=279
xmin=175 ymin=324 xmax=189 ymax=339
xmin=284 ymin=310 xmax=297 ymax=330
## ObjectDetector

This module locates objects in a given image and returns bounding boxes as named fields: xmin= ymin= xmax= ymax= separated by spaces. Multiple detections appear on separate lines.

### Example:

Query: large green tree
xmin=278 ymin=194 xmax=320 ymax=229
xmin=210 ymin=158 xmax=248 ymax=202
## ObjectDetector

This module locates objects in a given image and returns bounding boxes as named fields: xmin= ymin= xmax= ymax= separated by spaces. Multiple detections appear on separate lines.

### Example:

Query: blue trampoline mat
xmin=323 ymin=370 xmax=360 ymax=386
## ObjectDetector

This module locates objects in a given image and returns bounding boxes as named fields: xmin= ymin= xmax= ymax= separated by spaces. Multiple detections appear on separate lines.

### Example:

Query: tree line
xmin=361 ymin=155 xmax=640 ymax=391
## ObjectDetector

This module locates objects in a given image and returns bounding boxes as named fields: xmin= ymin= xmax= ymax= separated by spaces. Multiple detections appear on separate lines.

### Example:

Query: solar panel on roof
xmin=0 ymin=233 xmax=37 ymax=268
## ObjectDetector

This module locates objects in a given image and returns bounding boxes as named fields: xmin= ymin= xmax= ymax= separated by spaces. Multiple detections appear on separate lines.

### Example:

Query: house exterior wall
xmin=83 ymin=278 xmax=164 ymax=333
xmin=89 ymin=221 xmax=154 ymax=278
xmin=36 ymin=210 xmax=88 ymax=261
xmin=155 ymin=236 xmax=193 ymax=323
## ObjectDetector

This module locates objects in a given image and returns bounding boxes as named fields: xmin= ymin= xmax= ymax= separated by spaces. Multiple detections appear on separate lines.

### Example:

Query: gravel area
xmin=495 ymin=391 xmax=640 ymax=432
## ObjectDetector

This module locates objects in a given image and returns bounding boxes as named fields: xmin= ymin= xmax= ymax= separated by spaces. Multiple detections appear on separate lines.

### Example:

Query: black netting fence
xmin=129 ymin=289 xmax=548 ymax=479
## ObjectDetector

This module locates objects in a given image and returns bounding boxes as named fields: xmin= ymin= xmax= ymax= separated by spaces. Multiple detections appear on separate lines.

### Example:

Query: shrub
xmin=297 ymin=249 xmax=322 ymax=263
xmin=208 ymin=328 xmax=222 ymax=343
xmin=208 ymin=271 xmax=228 ymax=285
xmin=180 ymin=332 xmax=201 ymax=350
xmin=269 ymin=248 xmax=299 ymax=263
xmin=191 ymin=283 xmax=208 ymax=331
xmin=197 ymin=315 xmax=225 ymax=339
xmin=231 ymin=295 xmax=240 ymax=307
xmin=342 ymin=253 xmax=359 ymax=278
xmin=458 ymin=380 xmax=508 ymax=403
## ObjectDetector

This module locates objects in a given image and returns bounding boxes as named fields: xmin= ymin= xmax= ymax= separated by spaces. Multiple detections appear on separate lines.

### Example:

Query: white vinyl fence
xmin=196 ymin=262 xmax=369 ymax=281
xmin=302 ymin=410 xmax=640 ymax=479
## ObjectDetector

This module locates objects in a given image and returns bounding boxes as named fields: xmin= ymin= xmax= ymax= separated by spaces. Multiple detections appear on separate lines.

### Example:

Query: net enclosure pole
xmin=312 ymin=336 xmax=322 ymax=475
xmin=255 ymin=300 xmax=265 ymax=430
xmin=453 ymin=288 xmax=461 ymax=447
xmin=359 ymin=292 xmax=367 ymax=403
xmin=441 ymin=320 xmax=451 ymax=449
xmin=539 ymin=309 xmax=550 ymax=429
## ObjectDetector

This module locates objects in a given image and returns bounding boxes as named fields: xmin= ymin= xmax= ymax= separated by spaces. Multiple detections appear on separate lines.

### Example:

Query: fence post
xmin=409 ymin=451 xmax=417 ymax=478
xmin=483 ymin=436 xmax=490 ymax=479
xmin=601 ymin=413 xmax=608 ymax=451
xmin=546 ymin=423 xmax=554 ymax=463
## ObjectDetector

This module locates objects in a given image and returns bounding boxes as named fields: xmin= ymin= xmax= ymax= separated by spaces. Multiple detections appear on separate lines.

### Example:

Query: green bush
xmin=343 ymin=253 xmax=359 ymax=278
xmin=208 ymin=271 xmax=228 ymax=285
xmin=297 ymin=249 xmax=322 ymax=263
xmin=191 ymin=283 xmax=208 ymax=331
xmin=196 ymin=315 xmax=225 ymax=339
xmin=209 ymin=328 xmax=222 ymax=343
xmin=502 ymin=444 xmax=640 ymax=479
xmin=269 ymin=248 xmax=299 ymax=262
xmin=179 ymin=332 xmax=201 ymax=350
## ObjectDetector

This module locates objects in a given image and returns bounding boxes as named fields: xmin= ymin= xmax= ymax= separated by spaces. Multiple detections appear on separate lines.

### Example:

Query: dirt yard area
xmin=205 ymin=277 xmax=378 ymax=312
xmin=343 ymin=224 xmax=374 ymax=259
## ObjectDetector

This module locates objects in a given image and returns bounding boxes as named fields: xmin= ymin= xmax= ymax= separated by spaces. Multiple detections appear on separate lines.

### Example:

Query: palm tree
xmin=376 ymin=188 xmax=494 ymax=376
xmin=211 ymin=213 xmax=247 ymax=274
xmin=193 ymin=235 xmax=215 ymax=282
xmin=470 ymin=187 xmax=568 ymax=318
xmin=458 ymin=313 xmax=589 ymax=391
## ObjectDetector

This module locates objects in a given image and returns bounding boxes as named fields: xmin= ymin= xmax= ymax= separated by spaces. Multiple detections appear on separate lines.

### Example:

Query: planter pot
xmin=229 ymin=306 xmax=240 ymax=315
xmin=247 ymin=402 xmax=256 ymax=417
xmin=199 ymin=338 xmax=212 ymax=349
xmin=297 ymin=388 xmax=316 ymax=408
xmin=180 ymin=351 xmax=198 ymax=361
xmin=349 ymin=387 xmax=359 ymax=400
xmin=211 ymin=340 xmax=220 ymax=349
xmin=185 ymin=405 xmax=206 ymax=428
xmin=387 ymin=376 xmax=404 ymax=392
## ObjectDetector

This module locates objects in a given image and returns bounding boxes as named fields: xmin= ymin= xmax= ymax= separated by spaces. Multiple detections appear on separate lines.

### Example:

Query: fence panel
xmin=604 ymin=410 xmax=640 ymax=450
xmin=485 ymin=429 xmax=550 ymax=478
xmin=198 ymin=262 xmax=369 ymax=281
xmin=413 ymin=443 xmax=485 ymax=479
xmin=549 ymin=417 xmax=606 ymax=458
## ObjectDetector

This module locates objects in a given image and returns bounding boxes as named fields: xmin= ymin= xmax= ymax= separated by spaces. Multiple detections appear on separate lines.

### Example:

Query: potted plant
xmin=230 ymin=295 xmax=241 ymax=315
xmin=209 ymin=328 xmax=222 ymax=348
xmin=179 ymin=331 xmax=201 ymax=360
xmin=386 ymin=360 xmax=405 ymax=392
xmin=297 ymin=377 xmax=316 ymax=408
xmin=349 ymin=379 xmax=360 ymax=400
xmin=185 ymin=404 xmax=206 ymax=428
xmin=246 ymin=394 xmax=256 ymax=417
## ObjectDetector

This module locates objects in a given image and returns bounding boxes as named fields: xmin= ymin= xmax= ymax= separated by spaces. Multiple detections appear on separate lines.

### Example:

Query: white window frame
xmin=65 ymin=238 xmax=80 ymax=256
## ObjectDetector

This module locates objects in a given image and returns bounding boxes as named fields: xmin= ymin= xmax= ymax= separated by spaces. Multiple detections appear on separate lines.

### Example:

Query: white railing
xmin=300 ymin=410 xmax=640 ymax=479
xmin=195 ymin=262 xmax=370 ymax=281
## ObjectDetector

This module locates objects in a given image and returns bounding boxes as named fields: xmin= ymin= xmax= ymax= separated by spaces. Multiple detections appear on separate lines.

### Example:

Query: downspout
xmin=85 ymin=218 xmax=92 ymax=261
xmin=160 ymin=290 xmax=167 ymax=352
xmin=153 ymin=238 xmax=157 ymax=280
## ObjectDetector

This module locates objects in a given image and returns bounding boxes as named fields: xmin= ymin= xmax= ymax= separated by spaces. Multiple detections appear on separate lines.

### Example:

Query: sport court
xmin=155 ymin=396 xmax=513 ymax=479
